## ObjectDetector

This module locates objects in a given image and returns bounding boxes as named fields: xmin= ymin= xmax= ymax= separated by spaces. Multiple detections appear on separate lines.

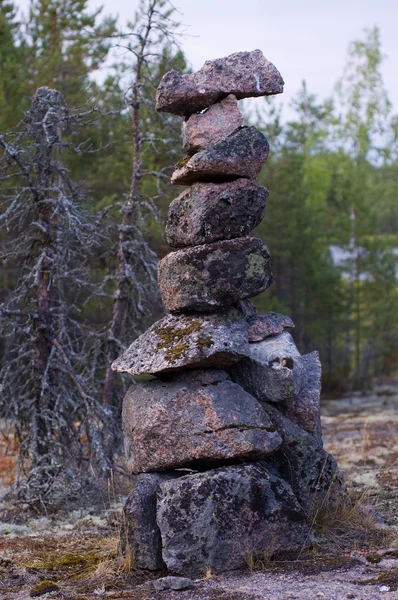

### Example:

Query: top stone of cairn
xmin=156 ymin=49 xmax=284 ymax=116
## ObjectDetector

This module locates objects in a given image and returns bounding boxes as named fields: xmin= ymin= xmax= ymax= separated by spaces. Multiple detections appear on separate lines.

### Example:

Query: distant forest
xmin=0 ymin=0 xmax=397 ymax=506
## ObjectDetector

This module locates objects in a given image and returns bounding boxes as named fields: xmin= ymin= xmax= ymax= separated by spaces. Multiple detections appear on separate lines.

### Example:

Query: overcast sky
xmin=18 ymin=0 xmax=398 ymax=121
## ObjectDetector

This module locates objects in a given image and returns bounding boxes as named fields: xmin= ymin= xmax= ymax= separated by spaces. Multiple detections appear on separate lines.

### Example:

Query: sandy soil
xmin=0 ymin=382 xmax=397 ymax=600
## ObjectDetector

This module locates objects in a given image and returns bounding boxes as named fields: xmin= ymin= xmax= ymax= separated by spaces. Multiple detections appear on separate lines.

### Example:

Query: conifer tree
xmin=0 ymin=0 xmax=28 ymax=129
xmin=0 ymin=88 xmax=108 ymax=510
xmin=101 ymin=0 xmax=183 ymax=410
xmin=26 ymin=0 xmax=116 ymax=106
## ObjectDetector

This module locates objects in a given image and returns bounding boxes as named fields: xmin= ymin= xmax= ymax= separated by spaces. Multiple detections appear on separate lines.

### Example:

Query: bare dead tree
xmin=0 ymin=88 xmax=110 ymax=511
xmin=102 ymin=0 xmax=183 ymax=410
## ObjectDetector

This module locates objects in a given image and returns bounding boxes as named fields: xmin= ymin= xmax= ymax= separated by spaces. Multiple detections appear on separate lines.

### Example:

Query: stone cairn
xmin=112 ymin=50 xmax=343 ymax=575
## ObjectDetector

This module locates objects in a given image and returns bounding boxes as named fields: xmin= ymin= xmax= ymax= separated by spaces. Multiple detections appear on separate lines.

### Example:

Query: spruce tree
xmin=0 ymin=88 xmax=108 ymax=510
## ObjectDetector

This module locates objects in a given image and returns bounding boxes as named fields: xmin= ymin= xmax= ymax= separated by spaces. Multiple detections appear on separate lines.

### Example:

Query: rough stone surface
xmin=157 ymin=463 xmax=309 ymax=574
xmin=153 ymin=577 xmax=194 ymax=591
xmin=122 ymin=370 xmax=282 ymax=473
xmin=260 ymin=404 xmax=344 ymax=513
xmin=166 ymin=179 xmax=268 ymax=248
xmin=182 ymin=94 xmax=244 ymax=154
xmin=111 ymin=308 xmax=249 ymax=375
xmin=230 ymin=332 xmax=321 ymax=436
xmin=284 ymin=351 xmax=322 ymax=436
xmin=158 ymin=236 xmax=272 ymax=313
xmin=236 ymin=299 xmax=259 ymax=320
xmin=248 ymin=312 xmax=295 ymax=342
xmin=171 ymin=127 xmax=269 ymax=185
xmin=230 ymin=331 xmax=301 ymax=403
xmin=156 ymin=50 xmax=284 ymax=116
xmin=121 ymin=472 xmax=180 ymax=570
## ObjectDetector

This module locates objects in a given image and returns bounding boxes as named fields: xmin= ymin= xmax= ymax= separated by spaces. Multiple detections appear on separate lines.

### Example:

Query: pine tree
xmin=26 ymin=0 xmax=116 ymax=106
xmin=0 ymin=0 xmax=28 ymax=129
xmin=101 ymin=0 xmax=183 ymax=411
xmin=0 ymin=88 xmax=109 ymax=510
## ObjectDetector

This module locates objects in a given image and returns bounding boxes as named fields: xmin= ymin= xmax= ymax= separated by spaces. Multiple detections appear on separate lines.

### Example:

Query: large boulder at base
xmin=182 ymin=94 xmax=244 ymax=154
xmin=122 ymin=369 xmax=282 ymax=473
xmin=230 ymin=331 xmax=301 ymax=403
xmin=166 ymin=179 xmax=268 ymax=248
xmin=261 ymin=403 xmax=345 ymax=514
xmin=156 ymin=49 xmax=284 ymax=116
xmin=111 ymin=308 xmax=249 ymax=375
xmin=248 ymin=311 xmax=295 ymax=342
xmin=121 ymin=472 xmax=180 ymax=570
xmin=157 ymin=463 xmax=309 ymax=574
xmin=171 ymin=127 xmax=269 ymax=185
xmin=158 ymin=236 xmax=272 ymax=313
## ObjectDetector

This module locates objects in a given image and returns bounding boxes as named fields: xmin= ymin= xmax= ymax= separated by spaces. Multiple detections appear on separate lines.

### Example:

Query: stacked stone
xmin=112 ymin=50 xmax=343 ymax=576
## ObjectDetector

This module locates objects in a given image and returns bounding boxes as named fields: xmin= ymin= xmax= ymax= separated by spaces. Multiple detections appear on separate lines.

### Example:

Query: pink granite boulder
xmin=122 ymin=369 xmax=282 ymax=473
xmin=182 ymin=94 xmax=244 ymax=154
xmin=156 ymin=49 xmax=284 ymax=116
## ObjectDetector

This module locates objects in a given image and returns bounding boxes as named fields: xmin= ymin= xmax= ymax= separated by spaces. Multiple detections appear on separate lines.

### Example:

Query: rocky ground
xmin=0 ymin=381 xmax=397 ymax=600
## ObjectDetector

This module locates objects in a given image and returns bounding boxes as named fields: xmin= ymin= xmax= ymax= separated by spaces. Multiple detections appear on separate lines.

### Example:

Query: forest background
xmin=0 ymin=0 xmax=397 ymax=508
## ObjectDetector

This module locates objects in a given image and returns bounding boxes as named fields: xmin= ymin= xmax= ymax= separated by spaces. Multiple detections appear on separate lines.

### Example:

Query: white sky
xmin=17 ymin=0 xmax=398 ymax=121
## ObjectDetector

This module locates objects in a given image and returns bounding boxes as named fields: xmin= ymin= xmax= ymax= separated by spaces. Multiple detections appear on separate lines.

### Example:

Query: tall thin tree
xmin=0 ymin=88 xmax=108 ymax=509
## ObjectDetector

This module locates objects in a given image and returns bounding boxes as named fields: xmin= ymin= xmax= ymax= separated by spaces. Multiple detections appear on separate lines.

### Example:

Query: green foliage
xmin=26 ymin=0 xmax=116 ymax=105
xmin=0 ymin=1 xmax=28 ymax=129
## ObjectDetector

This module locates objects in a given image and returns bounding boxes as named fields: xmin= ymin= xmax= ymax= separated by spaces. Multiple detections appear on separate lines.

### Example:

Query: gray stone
xmin=156 ymin=49 xmax=284 ymax=116
xmin=182 ymin=94 xmax=244 ymax=154
xmin=236 ymin=299 xmax=259 ymax=320
xmin=230 ymin=331 xmax=301 ymax=403
xmin=153 ymin=576 xmax=194 ymax=591
xmin=285 ymin=351 xmax=322 ymax=436
xmin=248 ymin=312 xmax=295 ymax=342
xmin=166 ymin=179 xmax=268 ymax=248
xmin=171 ymin=127 xmax=269 ymax=185
xmin=260 ymin=404 xmax=345 ymax=513
xmin=230 ymin=332 xmax=321 ymax=436
xmin=158 ymin=236 xmax=272 ymax=313
xmin=122 ymin=370 xmax=282 ymax=473
xmin=121 ymin=472 xmax=180 ymax=570
xmin=111 ymin=308 xmax=249 ymax=375
xmin=157 ymin=463 xmax=309 ymax=574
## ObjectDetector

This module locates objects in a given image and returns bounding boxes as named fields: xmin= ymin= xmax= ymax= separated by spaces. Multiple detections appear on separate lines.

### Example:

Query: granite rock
xmin=283 ymin=351 xmax=322 ymax=436
xmin=153 ymin=577 xmax=194 ymax=591
xmin=171 ymin=127 xmax=269 ymax=185
xmin=158 ymin=236 xmax=272 ymax=313
xmin=182 ymin=94 xmax=244 ymax=154
xmin=248 ymin=311 xmax=295 ymax=342
xmin=121 ymin=472 xmax=180 ymax=570
xmin=157 ymin=463 xmax=309 ymax=574
xmin=122 ymin=370 xmax=282 ymax=473
xmin=260 ymin=403 xmax=345 ymax=512
xmin=111 ymin=308 xmax=249 ymax=375
xmin=230 ymin=331 xmax=322 ymax=436
xmin=230 ymin=331 xmax=301 ymax=403
xmin=156 ymin=49 xmax=284 ymax=116
xmin=166 ymin=179 xmax=268 ymax=248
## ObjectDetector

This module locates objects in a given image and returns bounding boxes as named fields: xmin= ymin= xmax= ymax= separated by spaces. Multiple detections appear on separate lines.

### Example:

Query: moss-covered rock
xmin=166 ymin=179 xmax=268 ymax=248
xmin=111 ymin=308 xmax=249 ymax=376
xmin=158 ymin=236 xmax=272 ymax=313
xmin=170 ymin=127 xmax=269 ymax=185
xmin=157 ymin=463 xmax=309 ymax=575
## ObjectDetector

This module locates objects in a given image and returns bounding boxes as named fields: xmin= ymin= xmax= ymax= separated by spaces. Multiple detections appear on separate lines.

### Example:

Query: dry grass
xmin=308 ymin=483 xmax=391 ymax=551
xmin=204 ymin=566 xmax=213 ymax=580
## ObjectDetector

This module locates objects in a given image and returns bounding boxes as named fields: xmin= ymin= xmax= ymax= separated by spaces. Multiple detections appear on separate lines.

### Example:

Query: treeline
xmin=0 ymin=0 xmax=397 ymax=507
